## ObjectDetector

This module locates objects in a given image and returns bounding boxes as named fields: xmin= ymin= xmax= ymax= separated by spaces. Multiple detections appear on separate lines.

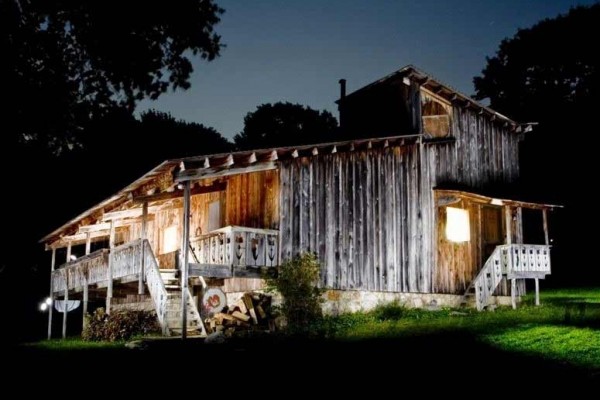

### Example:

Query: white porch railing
xmin=52 ymin=249 xmax=109 ymax=293
xmin=190 ymin=226 xmax=279 ymax=267
xmin=141 ymin=239 xmax=169 ymax=334
xmin=471 ymin=244 xmax=551 ymax=310
xmin=501 ymin=244 xmax=551 ymax=276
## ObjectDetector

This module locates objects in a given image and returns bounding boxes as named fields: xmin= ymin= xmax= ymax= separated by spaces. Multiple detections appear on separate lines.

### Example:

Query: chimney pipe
xmin=338 ymin=79 xmax=346 ymax=100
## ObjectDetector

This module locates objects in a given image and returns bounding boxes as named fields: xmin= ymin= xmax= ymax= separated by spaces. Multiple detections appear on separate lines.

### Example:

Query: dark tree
xmin=474 ymin=4 xmax=599 ymax=124
xmin=234 ymin=102 xmax=338 ymax=150
xmin=473 ymin=4 xmax=600 ymax=286
xmin=137 ymin=110 xmax=232 ymax=160
xmin=1 ymin=0 xmax=224 ymax=153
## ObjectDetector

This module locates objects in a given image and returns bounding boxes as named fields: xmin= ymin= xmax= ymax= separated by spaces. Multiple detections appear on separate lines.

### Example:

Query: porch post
xmin=511 ymin=278 xmax=516 ymax=310
xmin=83 ymin=239 xmax=90 ymax=330
xmin=66 ymin=241 xmax=72 ymax=263
xmin=47 ymin=248 xmax=56 ymax=340
xmin=62 ymin=270 xmax=68 ymax=339
xmin=180 ymin=181 xmax=191 ymax=339
xmin=537 ymin=208 xmax=551 ymax=307
xmin=505 ymin=207 xmax=517 ymax=309
xmin=504 ymin=206 xmax=512 ymax=245
xmin=85 ymin=232 xmax=91 ymax=256
xmin=106 ymin=220 xmax=115 ymax=314
xmin=542 ymin=209 xmax=550 ymax=245
xmin=139 ymin=202 xmax=148 ymax=295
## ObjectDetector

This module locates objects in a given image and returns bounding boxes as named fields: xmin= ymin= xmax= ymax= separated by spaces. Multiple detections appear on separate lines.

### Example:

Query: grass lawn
xmin=13 ymin=287 xmax=599 ymax=388
xmin=320 ymin=287 xmax=600 ymax=370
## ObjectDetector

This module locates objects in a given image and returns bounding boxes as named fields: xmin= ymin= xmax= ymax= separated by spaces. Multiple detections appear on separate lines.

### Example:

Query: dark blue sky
xmin=137 ymin=0 xmax=595 ymax=139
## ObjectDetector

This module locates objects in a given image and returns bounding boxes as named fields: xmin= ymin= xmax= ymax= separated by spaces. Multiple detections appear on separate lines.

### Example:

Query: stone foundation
xmin=321 ymin=289 xmax=515 ymax=315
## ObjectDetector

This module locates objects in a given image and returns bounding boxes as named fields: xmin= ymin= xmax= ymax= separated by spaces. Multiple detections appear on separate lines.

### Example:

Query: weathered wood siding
xmin=280 ymin=145 xmax=428 ymax=293
xmin=223 ymin=170 xmax=279 ymax=229
xmin=281 ymin=98 xmax=521 ymax=294
xmin=424 ymin=104 xmax=522 ymax=293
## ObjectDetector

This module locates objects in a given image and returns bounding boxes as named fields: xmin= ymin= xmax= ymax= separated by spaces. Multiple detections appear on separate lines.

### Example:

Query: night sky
xmin=137 ymin=0 xmax=595 ymax=139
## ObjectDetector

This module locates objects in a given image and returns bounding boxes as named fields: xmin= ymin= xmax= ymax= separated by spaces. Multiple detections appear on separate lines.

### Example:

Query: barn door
xmin=481 ymin=206 xmax=504 ymax=263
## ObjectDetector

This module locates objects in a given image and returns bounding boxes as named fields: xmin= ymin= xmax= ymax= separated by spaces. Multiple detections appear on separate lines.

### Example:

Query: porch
xmin=51 ymin=226 xmax=280 ymax=296
xmin=434 ymin=189 xmax=559 ymax=310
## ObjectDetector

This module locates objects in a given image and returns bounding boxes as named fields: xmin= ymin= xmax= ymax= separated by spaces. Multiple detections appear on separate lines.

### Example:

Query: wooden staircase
xmin=141 ymin=240 xmax=206 ymax=337
xmin=463 ymin=244 xmax=551 ymax=311
xmin=159 ymin=269 xmax=207 ymax=337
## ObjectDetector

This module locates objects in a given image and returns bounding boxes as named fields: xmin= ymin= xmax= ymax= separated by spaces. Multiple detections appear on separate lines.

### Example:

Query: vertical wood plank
xmin=511 ymin=278 xmax=517 ymax=309
xmin=62 ymin=279 xmax=68 ymax=339
xmin=82 ymin=282 xmax=88 ymax=331
xmin=47 ymin=248 xmax=56 ymax=340
xmin=180 ymin=181 xmax=191 ymax=340
xmin=542 ymin=209 xmax=550 ymax=245
xmin=139 ymin=201 xmax=148 ymax=295
xmin=107 ymin=220 xmax=115 ymax=314
xmin=85 ymin=233 xmax=91 ymax=255
xmin=504 ymin=206 xmax=512 ymax=245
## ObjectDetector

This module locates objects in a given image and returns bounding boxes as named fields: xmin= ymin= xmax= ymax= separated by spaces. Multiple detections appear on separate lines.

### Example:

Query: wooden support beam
xmin=176 ymin=162 xmax=277 ymax=182
xmin=66 ymin=242 xmax=72 ymax=263
xmin=101 ymin=207 xmax=159 ymax=222
xmin=516 ymin=207 xmax=523 ymax=244
xmin=133 ymin=181 xmax=226 ymax=203
xmin=139 ymin=202 xmax=148 ymax=295
xmin=535 ymin=278 xmax=540 ymax=306
xmin=180 ymin=181 xmax=191 ymax=340
xmin=106 ymin=220 xmax=115 ymax=314
xmin=511 ymin=278 xmax=517 ymax=310
xmin=542 ymin=209 xmax=549 ymax=245
xmin=47 ymin=248 xmax=56 ymax=340
xmin=189 ymin=263 xmax=278 ymax=279
xmin=62 ymin=283 xmax=68 ymax=339
xmin=504 ymin=206 xmax=512 ymax=245
xmin=85 ymin=233 xmax=91 ymax=255
xmin=82 ymin=282 xmax=88 ymax=331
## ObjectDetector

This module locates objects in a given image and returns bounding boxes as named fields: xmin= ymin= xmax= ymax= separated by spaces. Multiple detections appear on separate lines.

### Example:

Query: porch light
xmin=446 ymin=207 xmax=470 ymax=242
xmin=70 ymin=254 xmax=77 ymax=261
xmin=45 ymin=297 xmax=52 ymax=306
xmin=40 ymin=303 xmax=48 ymax=311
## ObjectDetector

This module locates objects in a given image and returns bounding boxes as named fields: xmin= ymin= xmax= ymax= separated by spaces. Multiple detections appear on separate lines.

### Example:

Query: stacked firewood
xmin=205 ymin=292 xmax=274 ymax=335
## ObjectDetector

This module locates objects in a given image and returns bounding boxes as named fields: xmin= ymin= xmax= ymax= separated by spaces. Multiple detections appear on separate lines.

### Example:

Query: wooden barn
xmin=41 ymin=65 xmax=557 ymax=338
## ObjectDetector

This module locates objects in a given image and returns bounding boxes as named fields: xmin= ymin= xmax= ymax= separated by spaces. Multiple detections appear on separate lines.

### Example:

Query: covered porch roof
xmin=41 ymin=134 xmax=423 ymax=246
xmin=434 ymin=188 xmax=562 ymax=210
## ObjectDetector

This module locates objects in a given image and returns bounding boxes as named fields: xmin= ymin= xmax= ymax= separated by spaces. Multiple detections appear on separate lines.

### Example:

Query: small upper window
xmin=421 ymin=90 xmax=452 ymax=138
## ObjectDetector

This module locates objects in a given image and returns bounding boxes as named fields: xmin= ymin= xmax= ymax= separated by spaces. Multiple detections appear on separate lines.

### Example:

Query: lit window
xmin=446 ymin=207 xmax=470 ymax=242
xmin=162 ymin=225 xmax=178 ymax=253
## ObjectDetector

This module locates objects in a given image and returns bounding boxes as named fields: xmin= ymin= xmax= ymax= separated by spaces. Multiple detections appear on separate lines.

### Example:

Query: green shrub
xmin=267 ymin=253 xmax=323 ymax=332
xmin=82 ymin=308 xmax=159 ymax=342
xmin=373 ymin=302 xmax=406 ymax=321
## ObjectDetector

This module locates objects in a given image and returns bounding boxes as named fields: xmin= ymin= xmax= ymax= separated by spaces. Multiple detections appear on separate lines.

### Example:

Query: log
xmin=232 ymin=311 xmax=250 ymax=322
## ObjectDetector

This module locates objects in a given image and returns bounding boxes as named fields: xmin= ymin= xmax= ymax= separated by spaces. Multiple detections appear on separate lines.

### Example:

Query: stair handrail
xmin=142 ymin=239 xmax=170 ymax=335
xmin=473 ymin=246 xmax=504 ymax=311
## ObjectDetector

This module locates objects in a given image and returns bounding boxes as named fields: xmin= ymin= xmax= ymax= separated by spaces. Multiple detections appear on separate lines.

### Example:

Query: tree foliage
xmin=473 ymin=4 xmax=599 ymax=124
xmin=473 ymin=4 xmax=600 ymax=285
xmin=1 ymin=0 xmax=224 ymax=152
xmin=234 ymin=102 xmax=338 ymax=150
